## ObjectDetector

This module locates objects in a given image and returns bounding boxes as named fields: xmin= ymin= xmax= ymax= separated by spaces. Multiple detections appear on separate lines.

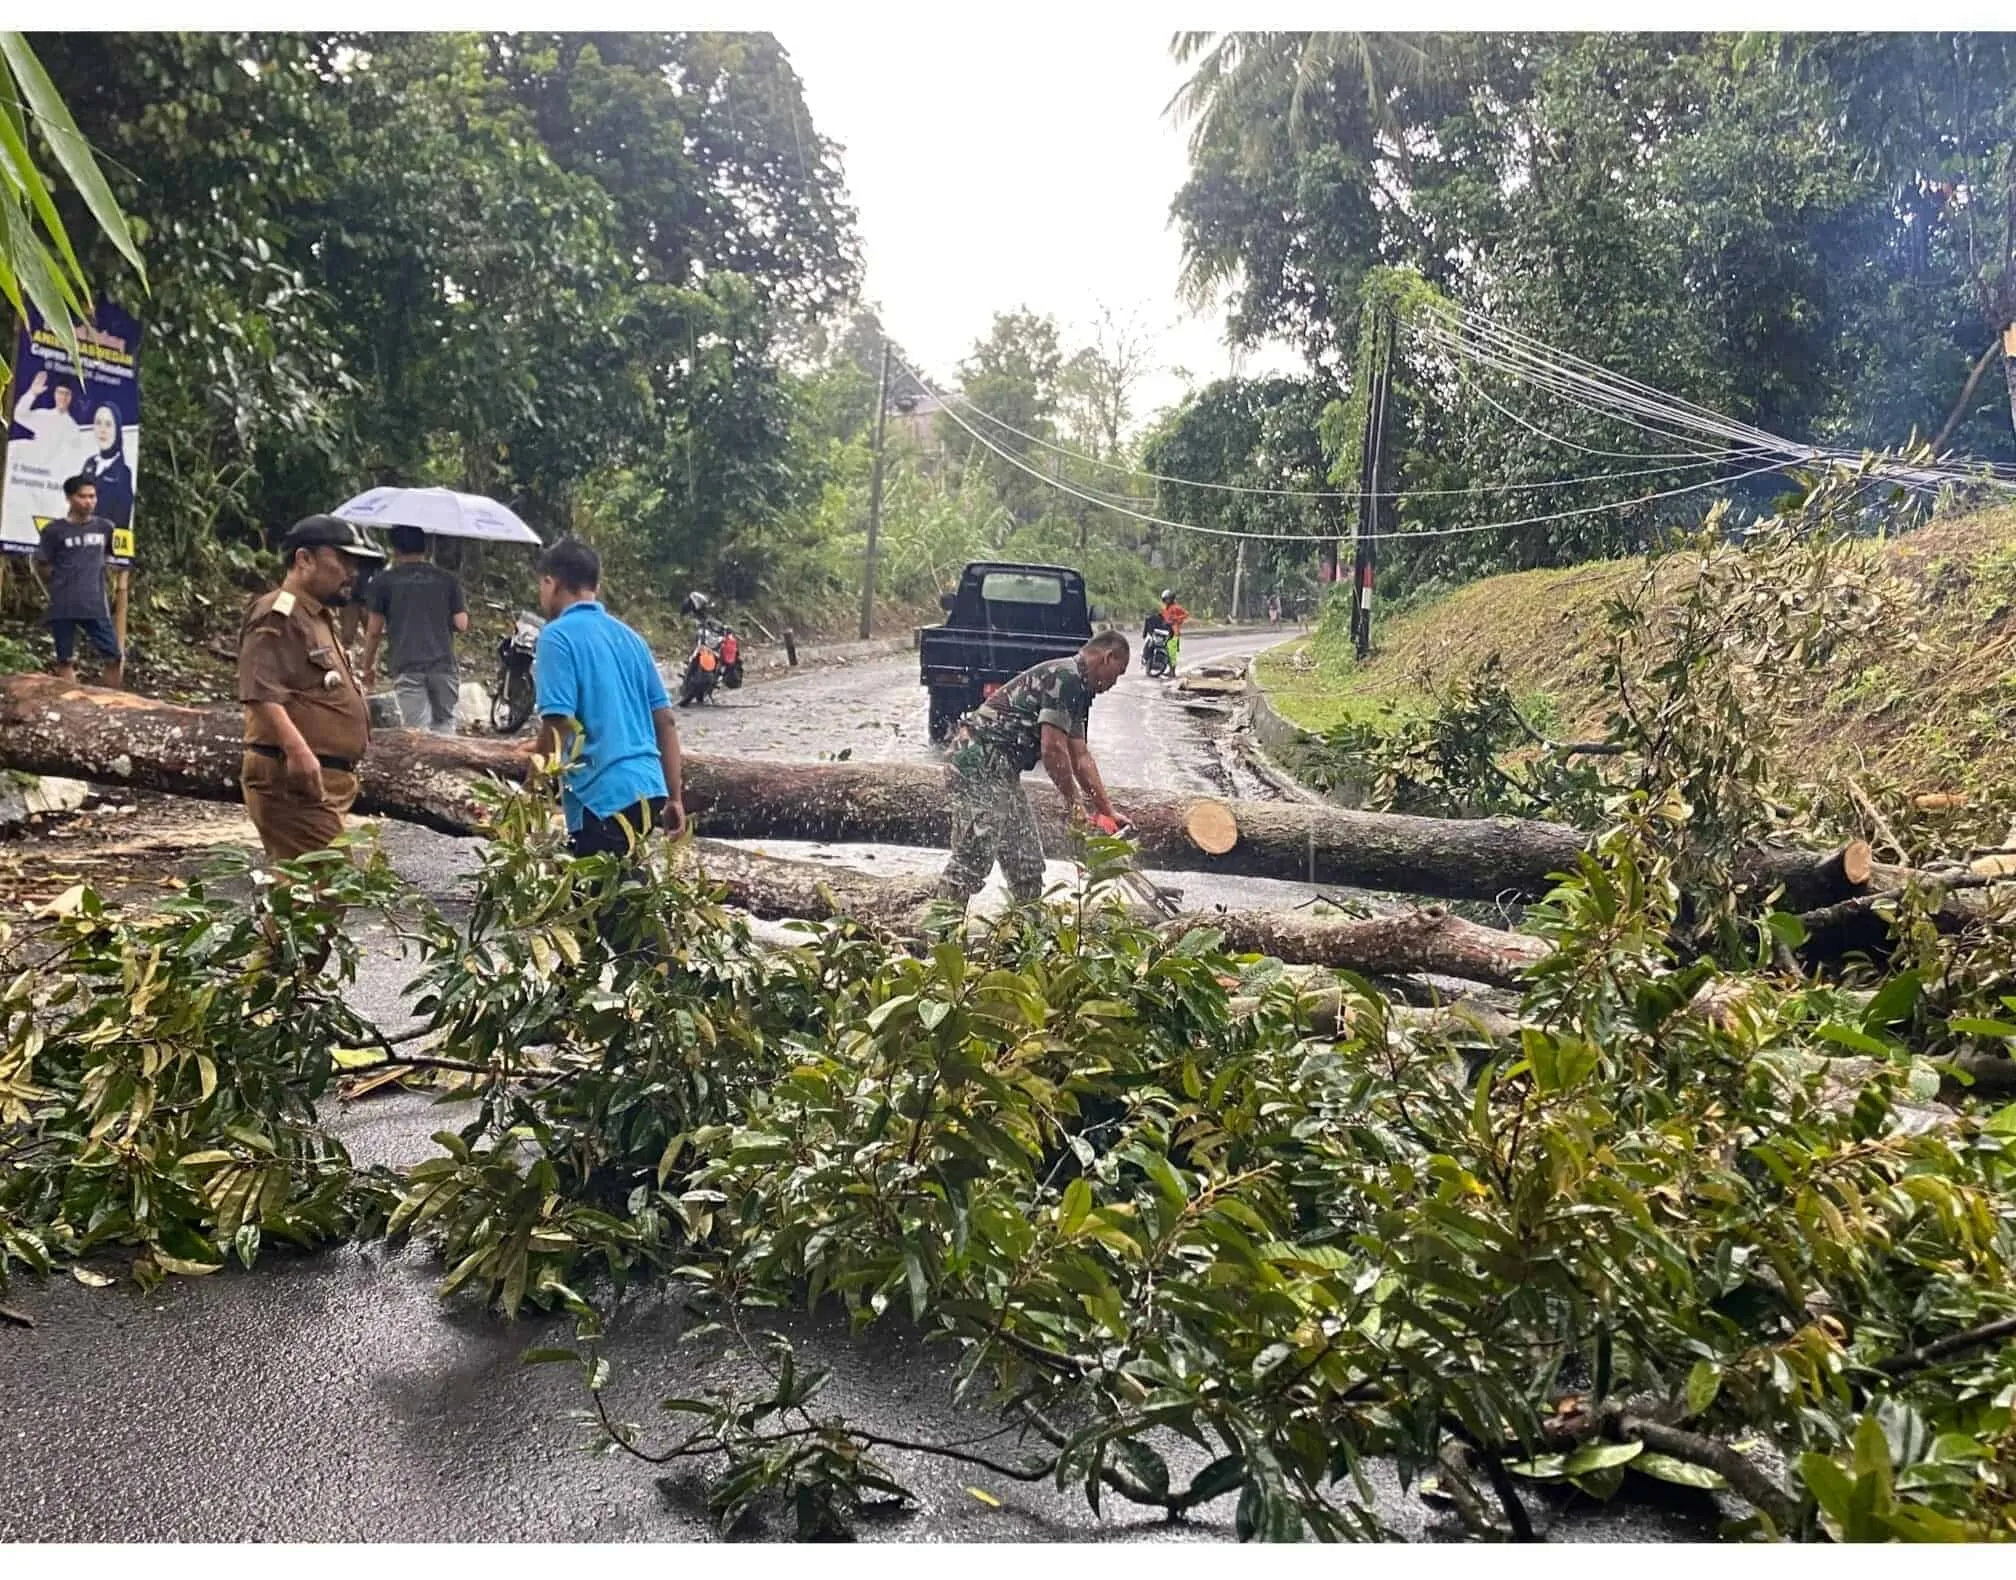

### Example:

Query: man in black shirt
xmin=359 ymin=525 xmax=469 ymax=735
xmin=33 ymin=474 xmax=123 ymax=689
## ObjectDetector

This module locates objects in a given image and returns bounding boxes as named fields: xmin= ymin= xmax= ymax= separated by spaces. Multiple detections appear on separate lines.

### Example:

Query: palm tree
xmin=1167 ymin=32 xmax=1447 ymax=318
xmin=0 ymin=31 xmax=147 ymax=377
xmin=1168 ymin=31 xmax=1439 ymax=156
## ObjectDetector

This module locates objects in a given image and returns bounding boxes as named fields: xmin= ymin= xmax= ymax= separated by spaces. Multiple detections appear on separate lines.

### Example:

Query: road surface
xmin=0 ymin=630 xmax=1701 ymax=1542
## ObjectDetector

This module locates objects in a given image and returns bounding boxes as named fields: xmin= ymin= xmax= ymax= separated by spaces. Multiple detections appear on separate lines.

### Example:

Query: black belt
xmin=245 ymin=742 xmax=357 ymax=774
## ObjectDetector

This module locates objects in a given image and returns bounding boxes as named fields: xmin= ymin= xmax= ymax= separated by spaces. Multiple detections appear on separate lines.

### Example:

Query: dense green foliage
xmin=13 ymin=31 xmax=2016 ymax=637
xmin=7 ymin=775 xmax=2015 ymax=1541
xmin=0 ymin=853 xmax=404 ymax=1286
xmin=1167 ymin=32 xmax=2016 ymax=598
xmin=33 ymin=32 xmax=858 ymax=604
xmin=17 ymin=32 xmax=1250 ymax=632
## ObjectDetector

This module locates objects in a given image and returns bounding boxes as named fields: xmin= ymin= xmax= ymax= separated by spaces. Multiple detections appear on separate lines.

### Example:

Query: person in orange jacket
xmin=1158 ymin=589 xmax=1189 ymax=672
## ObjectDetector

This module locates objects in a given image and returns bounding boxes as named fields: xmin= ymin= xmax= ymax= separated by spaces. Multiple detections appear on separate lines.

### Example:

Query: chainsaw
xmin=1082 ymin=812 xmax=1183 ymax=919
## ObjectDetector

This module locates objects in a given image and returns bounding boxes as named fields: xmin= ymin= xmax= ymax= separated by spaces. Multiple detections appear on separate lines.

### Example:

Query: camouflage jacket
xmin=957 ymin=655 xmax=1094 ymax=772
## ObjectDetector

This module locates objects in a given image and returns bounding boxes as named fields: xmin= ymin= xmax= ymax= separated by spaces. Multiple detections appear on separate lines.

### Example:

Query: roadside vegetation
xmin=1261 ymin=496 xmax=2016 ymax=862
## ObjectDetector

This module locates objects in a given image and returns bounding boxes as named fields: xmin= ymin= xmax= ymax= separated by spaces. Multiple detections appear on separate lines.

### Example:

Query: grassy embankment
xmin=1254 ymin=503 xmax=2016 ymax=802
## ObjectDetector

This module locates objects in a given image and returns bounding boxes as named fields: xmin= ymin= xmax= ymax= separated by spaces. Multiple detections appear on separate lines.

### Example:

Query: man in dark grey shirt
xmin=34 ymin=474 xmax=123 ymax=689
xmin=360 ymin=525 xmax=469 ymax=734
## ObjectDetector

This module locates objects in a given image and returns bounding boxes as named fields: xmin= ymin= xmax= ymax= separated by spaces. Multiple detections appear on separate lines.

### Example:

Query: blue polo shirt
xmin=532 ymin=600 xmax=671 ymax=831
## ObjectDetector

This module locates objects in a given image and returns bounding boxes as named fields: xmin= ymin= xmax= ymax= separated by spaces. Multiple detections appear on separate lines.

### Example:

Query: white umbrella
xmin=331 ymin=486 xmax=543 ymax=546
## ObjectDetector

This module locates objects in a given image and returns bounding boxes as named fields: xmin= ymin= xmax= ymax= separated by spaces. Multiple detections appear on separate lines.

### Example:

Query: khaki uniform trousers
xmin=241 ymin=750 xmax=361 ymax=862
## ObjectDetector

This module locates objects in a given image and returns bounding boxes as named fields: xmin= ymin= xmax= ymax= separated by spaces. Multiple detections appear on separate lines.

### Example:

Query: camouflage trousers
xmin=936 ymin=742 xmax=1047 ymax=906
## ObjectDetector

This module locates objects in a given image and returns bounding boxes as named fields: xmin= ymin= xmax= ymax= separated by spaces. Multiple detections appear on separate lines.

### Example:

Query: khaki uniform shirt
xmin=237 ymin=587 xmax=370 ymax=761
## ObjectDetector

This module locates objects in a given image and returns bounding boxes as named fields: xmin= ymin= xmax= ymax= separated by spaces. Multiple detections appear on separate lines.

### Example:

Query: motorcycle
xmin=489 ymin=609 xmax=545 ymax=734
xmin=1142 ymin=625 xmax=1173 ymax=679
xmin=679 ymin=616 xmax=743 ymax=706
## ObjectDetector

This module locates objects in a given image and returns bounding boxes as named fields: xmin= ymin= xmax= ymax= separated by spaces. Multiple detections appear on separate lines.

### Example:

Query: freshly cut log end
xmin=1757 ymin=840 xmax=1883 ymax=912
xmin=1184 ymin=799 xmax=1239 ymax=856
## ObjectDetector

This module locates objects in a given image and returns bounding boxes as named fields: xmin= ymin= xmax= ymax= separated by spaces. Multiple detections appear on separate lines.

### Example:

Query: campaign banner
xmin=2 ymin=299 xmax=142 ymax=565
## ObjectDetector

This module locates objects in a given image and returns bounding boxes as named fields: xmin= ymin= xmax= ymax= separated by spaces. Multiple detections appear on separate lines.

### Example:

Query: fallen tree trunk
xmin=684 ymin=839 xmax=937 ymax=924
xmin=8 ymin=678 xmax=2007 ymax=1098
xmin=1187 ymin=904 xmax=1549 ymax=990
xmin=0 ymin=675 xmax=1871 ymax=907
xmin=1799 ymin=866 xmax=2016 ymax=961
xmin=0 ymin=674 xmax=519 ymax=834
xmin=689 ymin=840 xmax=1548 ymax=987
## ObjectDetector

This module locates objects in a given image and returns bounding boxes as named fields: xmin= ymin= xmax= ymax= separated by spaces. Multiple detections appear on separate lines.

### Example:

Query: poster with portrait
xmin=2 ymin=299 xmax=142 ymax=565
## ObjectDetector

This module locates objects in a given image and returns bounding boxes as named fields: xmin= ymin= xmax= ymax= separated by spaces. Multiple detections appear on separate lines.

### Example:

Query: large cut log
xmin=693 ymin=840 xmax=1549 ymax=987
xmin=0 ymin=675 xmax=1870 ymax=907
xmin=0 ymin=674 xmax=520 ymax=833
xmin=1190 ymin=904 xmax=1549 ymax=990
xmin=683 ymin=839 xmax=938 ymax=924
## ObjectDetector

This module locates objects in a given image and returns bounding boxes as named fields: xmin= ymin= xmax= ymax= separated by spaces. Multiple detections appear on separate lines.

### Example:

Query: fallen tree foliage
xmin=5 ymin=784 xmax=2015 ymax=1543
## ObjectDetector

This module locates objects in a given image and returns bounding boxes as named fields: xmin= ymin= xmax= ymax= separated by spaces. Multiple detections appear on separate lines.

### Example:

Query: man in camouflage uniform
xmin=936 ymin=630 xmax=1131 ymax=908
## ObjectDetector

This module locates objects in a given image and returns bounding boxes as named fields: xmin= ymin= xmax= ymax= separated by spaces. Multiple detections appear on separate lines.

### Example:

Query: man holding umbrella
xmin=237 ymin=516 xmax=384 ymax=862
xmin=359 ymin=525 xmax=470 ymax=735
xmin=328 ymin=483 xmax=544 ymax=669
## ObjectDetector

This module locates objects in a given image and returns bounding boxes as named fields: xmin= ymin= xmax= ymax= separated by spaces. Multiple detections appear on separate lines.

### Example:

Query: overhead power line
xmin=1423 ymin=301 xmax=2016 ymax=490
xmin=932 ymin=297 xmax=2008 ymax=502
xmin=936 ymin=378 xmax=1780 ymax=502
xmin=1446 ymin=369 xmax=1773 ymax=465
xmin=912 ymin=352 xmax=1800 ymax=545
xmin=1422 ymin=333 xmax=1769 ymax=460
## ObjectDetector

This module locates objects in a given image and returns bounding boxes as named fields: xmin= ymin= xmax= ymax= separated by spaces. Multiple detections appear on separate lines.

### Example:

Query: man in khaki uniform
xmin=237 ymin=515 xmax=385 ymax=861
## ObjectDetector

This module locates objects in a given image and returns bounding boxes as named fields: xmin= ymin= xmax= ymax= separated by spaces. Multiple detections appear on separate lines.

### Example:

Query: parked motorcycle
xmin=489 ymin=609 xmax=544 ymax=734
xmin=679 ymin=616 xmax=743 ymax=706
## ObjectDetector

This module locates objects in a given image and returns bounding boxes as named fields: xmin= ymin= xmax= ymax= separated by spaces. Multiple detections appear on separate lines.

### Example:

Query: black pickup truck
xmin=917 ymin=561 xmax=1097 ymax=741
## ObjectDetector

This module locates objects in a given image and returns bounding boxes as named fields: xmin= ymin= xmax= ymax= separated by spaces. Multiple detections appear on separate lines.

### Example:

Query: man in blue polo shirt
xmin=528 ymin=538 xmax=686 ymax=855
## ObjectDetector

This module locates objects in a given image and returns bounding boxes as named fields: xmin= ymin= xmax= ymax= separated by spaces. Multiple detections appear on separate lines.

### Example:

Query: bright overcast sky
xmin=782 ymin=21 xmax=1302 ymax=429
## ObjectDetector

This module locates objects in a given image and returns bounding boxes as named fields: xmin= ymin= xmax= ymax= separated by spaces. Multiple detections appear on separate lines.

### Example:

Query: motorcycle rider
xmin=1157 ymin=588 xmax=1190 ymax=674
xmin=1141 ymin=603 xmax=1174 ymax=679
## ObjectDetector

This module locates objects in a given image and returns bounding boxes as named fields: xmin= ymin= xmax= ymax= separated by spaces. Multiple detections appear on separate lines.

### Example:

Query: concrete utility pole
xmin=859 ymin=342 xmax=892 ymax=640
xmin=2003 ymin=322 xmax=2016 ymax=442
xmin=1351 ymin=307 xmax=1393 ymax=661
xmin=1231 ymin=537 xmax=1246 ymax=624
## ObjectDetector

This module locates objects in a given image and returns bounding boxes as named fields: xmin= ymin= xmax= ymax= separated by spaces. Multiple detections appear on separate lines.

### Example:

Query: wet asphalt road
xmin=0 ymin=632 xmax=1702 ymax=1542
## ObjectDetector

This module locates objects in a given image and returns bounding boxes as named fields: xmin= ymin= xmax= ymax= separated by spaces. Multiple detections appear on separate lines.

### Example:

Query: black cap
xmin=280 ymin=515 xmax=385 ymax=562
